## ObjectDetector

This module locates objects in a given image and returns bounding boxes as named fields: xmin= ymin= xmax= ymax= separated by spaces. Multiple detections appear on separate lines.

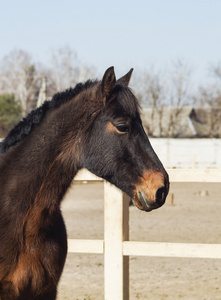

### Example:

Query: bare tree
xmin=193 ymin=62 xmax=221 ymax=137
xmin=134 ymin=61 xmax=193 ymax=138
xmin=0 ymin=50 xmax=40 ymax=115
xmin=43 ymin=46 xmax=96 ymax=95
xmin=195 ymin=89 xmax=221 ymax=137
xmin=0 ymin=47 xmax=96 ymax=116
xmin=52 ymin=46 xmax=78 ymax=91
xmin=134 ymin=68 xmax=166 ymax=136
xmin=210 ymin=62 xmax=221 ymax=81
xmin=167 ymin=60 xmax=192 ymax=137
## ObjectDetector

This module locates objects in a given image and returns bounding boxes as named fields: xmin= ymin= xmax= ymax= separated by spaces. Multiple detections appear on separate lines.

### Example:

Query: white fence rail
xmin=68 ymin=169 xmax=221 ymax=300
xmin=149 ymin=138 xmax=221 ymax=169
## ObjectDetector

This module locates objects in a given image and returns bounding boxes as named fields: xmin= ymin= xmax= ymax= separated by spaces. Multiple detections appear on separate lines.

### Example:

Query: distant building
xmin=195 ymin=108 xmax=221 ymax=138
xmin=141 ymin=106 xmax=211 ymax=138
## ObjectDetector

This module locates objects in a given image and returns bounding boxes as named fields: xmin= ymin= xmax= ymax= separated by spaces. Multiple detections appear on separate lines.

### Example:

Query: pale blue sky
xmin=1 ymin=0 xmax=221 ymax=84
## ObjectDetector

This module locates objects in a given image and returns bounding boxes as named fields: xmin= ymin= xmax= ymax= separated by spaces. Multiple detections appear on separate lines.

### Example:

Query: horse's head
xmin=82 ymin=67 xmax=169 ymax=212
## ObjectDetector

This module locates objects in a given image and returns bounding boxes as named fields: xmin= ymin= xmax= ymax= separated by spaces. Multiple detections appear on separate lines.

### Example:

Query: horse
xmin=0 ymin=67 xmax=169 ymax=299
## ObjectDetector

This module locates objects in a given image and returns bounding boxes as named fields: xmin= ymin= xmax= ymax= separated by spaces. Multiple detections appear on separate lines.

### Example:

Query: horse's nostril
xmin=155 ymin=186 xmax=167 ymax=206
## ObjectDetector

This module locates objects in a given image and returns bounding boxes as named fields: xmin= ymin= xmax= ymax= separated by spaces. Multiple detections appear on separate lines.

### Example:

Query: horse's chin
xmin=132 ymin=198 xmax=153 ymax=212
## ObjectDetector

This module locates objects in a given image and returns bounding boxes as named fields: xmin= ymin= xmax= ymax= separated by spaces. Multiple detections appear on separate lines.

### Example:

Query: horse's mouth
xmin=132 ymin=197 xmax=153 ymax=212
xmin=132 ymin=190 xmax=163 ymax=212
xmin=132 ymin=198 xmax=153 ymax=212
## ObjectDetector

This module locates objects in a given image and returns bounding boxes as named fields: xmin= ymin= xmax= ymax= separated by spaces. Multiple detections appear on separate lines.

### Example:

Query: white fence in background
xmin=68 ymin=169 xmax=221 ymax=300
xmin=149 ymin=138 xmax=221 ymax=169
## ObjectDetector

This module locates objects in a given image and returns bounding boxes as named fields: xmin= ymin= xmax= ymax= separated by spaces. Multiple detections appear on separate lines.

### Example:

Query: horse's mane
xmin=0 ymin=80 xmax=97 ymax=153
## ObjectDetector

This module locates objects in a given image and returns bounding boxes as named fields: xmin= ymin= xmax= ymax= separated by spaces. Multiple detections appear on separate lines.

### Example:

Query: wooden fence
xmin=68 ymin=169 xmax=221 ymax=300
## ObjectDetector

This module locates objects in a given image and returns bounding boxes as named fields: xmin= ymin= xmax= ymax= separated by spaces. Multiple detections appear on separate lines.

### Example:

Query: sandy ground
xmin=57 ymin=181 xmax=221 ymax=300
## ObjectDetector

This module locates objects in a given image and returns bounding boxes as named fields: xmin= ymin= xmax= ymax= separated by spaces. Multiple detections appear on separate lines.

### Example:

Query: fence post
xmin=104 ymin=182 xmax=130 ymax=300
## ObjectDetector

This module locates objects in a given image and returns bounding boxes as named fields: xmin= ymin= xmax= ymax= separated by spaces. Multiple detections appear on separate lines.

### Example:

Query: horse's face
xmin=82 ymin=67 xmax=169 ymax=212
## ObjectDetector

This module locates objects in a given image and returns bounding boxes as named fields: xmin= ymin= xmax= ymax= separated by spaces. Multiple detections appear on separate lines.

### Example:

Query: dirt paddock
xmin=57 ymin=181 xmax=221 ymax=300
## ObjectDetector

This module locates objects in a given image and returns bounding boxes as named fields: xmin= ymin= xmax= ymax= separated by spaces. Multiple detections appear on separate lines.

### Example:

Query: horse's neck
xmin=33 ymin=148 xmax=79 ymax=209
xmin=2 ymin=106 xmax=81 ymax=213
xmin=22 ymin=154 xmax=78 ymax=243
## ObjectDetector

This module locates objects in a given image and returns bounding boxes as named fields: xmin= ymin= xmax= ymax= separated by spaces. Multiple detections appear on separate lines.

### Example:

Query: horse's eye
xmin=115 ymin=124 xmax=130 ymax=133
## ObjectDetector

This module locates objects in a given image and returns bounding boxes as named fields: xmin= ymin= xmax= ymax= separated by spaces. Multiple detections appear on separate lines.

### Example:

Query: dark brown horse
xmin=0 ymin=67 xmax=169 ymax=299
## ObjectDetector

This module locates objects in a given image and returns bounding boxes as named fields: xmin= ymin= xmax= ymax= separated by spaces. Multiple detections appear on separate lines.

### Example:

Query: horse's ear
xmin=101 ymin=66 xmax=116 ymax=100
xmin=117 ymin=68 xmax=134 ymax=86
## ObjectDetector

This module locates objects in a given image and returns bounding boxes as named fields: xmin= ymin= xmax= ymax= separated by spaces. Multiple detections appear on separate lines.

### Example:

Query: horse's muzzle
xmin=132 ymin=170 xmax=169 ymax=212
xmin=136 ymin=186 xmax=167 ymax=212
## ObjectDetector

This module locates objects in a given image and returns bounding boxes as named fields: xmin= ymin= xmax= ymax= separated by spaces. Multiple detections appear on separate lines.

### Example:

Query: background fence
xmin=67 ymin=168 xmax=221 ymax=300
xmin=149 ymin=138 xmax=221 ymax=169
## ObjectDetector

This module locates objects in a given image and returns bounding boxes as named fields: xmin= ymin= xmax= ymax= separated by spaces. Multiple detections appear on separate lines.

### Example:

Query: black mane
xmin=0 ymin=80 xmax=97 ymax=153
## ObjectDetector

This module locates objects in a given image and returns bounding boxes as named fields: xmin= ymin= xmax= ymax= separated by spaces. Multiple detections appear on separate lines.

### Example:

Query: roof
xmin=141 ymin=106 xmax=210 ymax=138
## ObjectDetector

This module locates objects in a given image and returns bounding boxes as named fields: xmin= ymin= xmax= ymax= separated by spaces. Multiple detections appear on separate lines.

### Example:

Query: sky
xmin=0 ymin=0 xmax=221 ymax=85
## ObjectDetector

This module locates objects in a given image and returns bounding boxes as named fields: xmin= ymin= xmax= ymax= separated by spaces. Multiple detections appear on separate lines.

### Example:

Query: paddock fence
xmin=68 ymin=169 xmax=221 ymax=300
